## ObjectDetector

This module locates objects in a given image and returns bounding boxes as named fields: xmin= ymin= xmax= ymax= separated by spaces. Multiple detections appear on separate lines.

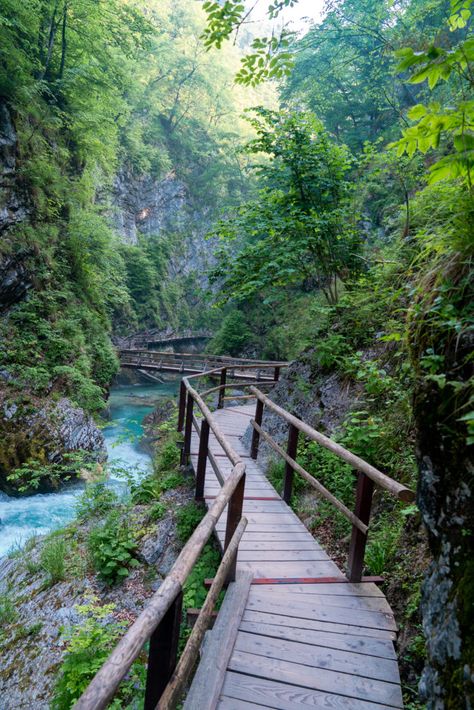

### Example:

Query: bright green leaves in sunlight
xmin=392 ymin=0 xmax=474 ymax=186
xmin=200 ymin=0 xmax=296 ymax=84
xmin=236 ymin=33 xmax=295 ymax=86
xmin=209 ymin=109 xmax=360 ymax=306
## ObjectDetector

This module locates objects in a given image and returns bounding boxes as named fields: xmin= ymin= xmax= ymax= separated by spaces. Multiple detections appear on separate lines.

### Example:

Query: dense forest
xmin=0 ymin=0 xmax=472 ymax=708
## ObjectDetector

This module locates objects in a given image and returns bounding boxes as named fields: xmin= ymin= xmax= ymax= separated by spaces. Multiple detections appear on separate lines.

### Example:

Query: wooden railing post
xmin=144 ymin=589 xmax=183 ymax=710
xmin=283 ymin=423 xmax=299 ymax=503
xmin=177 ymin=380 xmax=186 ymax=432
xmin=224 ymin=471 xmax=246 ymax=583
xmin=181 ymin=393 xmax=194 ymax=466
xmin=195 ymin=419 xmax=210 ymax=501
xmin=251 ymin=399 xmax=264 ymax=460
xmin=347 ymin=471 xmax=374 ymax=582
xmin=217 ymin=368 xmax=227 ymax=409
xmin=274 ymin=366 xmax=280 ymax=382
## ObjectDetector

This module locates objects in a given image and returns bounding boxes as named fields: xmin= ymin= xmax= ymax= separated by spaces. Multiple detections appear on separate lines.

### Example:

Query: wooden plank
xmin=228 ymin=651 xmax=403 ymax=708
xmin=242 ymin=610 xmax=397 ymax=641
xmin=233 ymin=631 xmax=400 ymax=683
xmin=247 ymin=594 xmax=397 ymax=631
xmin=238 ymin=561 xmax=344 ymax=579
xmin=238 ymin=620 xmax=397 ymax=660
xmin=183 ymin=573 xmax=253 ymax=710
xmin=237 ymin=550 xmax=331 ymax=562
xmin=251 ymin=582 xmax=384 ymax=597
xmin=220 ymin=672 xmax=394 ymax=710
xmin=247 ymin=588 xmax=392 ymax=613
xmin=238 ymin=541 xmax=321 ymax=551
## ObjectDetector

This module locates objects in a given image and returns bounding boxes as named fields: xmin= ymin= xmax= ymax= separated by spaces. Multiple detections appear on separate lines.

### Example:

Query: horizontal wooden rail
xmin=157 ymin=516 xmax=248 ymax=709
xmin=249 ymin=386 xmax=414 ymax=502
xmin=74 ymin=462 xmax=245 ymax=710
xmin=251 ymin=420 xmax=368 ymax=534
xmin=120 ymin=348 xmax=287 ymax=367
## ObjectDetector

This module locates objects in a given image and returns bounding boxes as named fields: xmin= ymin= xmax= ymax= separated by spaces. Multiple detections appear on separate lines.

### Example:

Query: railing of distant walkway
xmin=75 ymin=354 xmax=414 ymax=710
xmin=74 ymin=357 xmax=286 ymax=710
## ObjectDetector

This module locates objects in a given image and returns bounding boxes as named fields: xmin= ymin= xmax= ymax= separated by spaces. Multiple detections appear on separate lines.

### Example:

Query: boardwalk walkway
xmin=186 ymin=405 xmax=403 ymax=709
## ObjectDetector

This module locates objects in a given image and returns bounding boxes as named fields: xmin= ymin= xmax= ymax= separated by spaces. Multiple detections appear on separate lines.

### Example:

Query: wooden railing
xmin=247 ymin=386 xmax=415 ymax=582
xmin=119 ymin=348 xmax=287 ymax=381
xmin=74 ymin=369 xmax=263 ymax=710
xmin=76 ymin=357 xmax=413 ymax=709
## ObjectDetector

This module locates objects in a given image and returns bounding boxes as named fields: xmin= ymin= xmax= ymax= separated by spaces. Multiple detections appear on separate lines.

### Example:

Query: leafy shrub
xmin=76 ymin=482 xmax=118 ymax=519
xmin=340 ymin=410 xmax=386 ymax=463
xmin=175 ymin=502 xmax=206 ymax=544
xmin=148 ymin=502 xmax=166 ymax=521
xmin=0 ymin=591 xmax=17 ymax=625
xmin=130 ymin=476 xmax=160 ymax=504
xmin=88 ymin=511 xmax=139 ymax=585
xmin=365 ymin=516 xmax=402 ymax=575
xmin=183 ymin=545 xmax=221 ymax=609
xmin=40 ymin=536 xmax=66 ymax=585
xmin=52 ymin=596 xmax=145 ymax=709
xmin=159 ymin=471 xmax=185 ymax=492
xmin=313 ymin=334 xmax=351 ymax=370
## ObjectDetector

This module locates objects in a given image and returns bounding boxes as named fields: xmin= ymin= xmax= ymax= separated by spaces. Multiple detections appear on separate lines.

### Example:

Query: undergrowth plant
xmin=52 ymin=596 xmax=145 ymax=709
xmin=87 ymin=511 xmax=139 ymax=585
xmin=40 ymin=535 xmax=67 ymax=586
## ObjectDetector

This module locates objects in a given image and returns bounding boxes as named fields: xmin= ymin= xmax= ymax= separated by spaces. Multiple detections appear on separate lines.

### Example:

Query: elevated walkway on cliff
xmin=75 ymin=355 xmax=413 ymax=710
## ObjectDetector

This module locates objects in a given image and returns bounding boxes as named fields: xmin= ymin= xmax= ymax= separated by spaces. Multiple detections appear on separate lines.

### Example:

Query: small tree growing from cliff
xmin=209 ymin=109 xmax=360 ymax=306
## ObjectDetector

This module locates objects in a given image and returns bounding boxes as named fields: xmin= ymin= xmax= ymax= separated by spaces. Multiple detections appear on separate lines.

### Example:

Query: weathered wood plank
xmin=251 ymin=582 xmax=384 ymax=597
xmin=237 ymin=561 xmax=344 ymax=579
xmin=238 ymin=620 xmax=397 ymax=659
xmin=220 ymin=672 xmax=395 ymax=710
xmin=183 ymin=573 xmax=253 ymax=710
xmin=233 ymin=631 xmax=400 ymax=683
xmin=247 ymin=588 xmax=392 ymax=613
xmin=237 ymin=550 xmax=331 ymax=562
xmin=247 ymin=594 xmax=397 ymax=631
xmin=228 ymin=651 xmax=403 ymax=708
xmin=242 ymin=609 xmax=397 ymax=641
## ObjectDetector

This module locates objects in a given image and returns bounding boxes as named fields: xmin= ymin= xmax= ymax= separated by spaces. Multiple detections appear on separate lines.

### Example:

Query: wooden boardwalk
xmin=186 ymin=405 xmax=403 ymax=709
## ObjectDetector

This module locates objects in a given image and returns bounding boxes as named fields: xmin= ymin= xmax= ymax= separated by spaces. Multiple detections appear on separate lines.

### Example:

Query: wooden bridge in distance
xmin=75 ymin=353 xmax=414 ymax=710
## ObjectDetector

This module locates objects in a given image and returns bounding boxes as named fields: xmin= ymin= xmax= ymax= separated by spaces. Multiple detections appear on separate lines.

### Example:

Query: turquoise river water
xmin=0 ymin=379 xmax=179 ymax=557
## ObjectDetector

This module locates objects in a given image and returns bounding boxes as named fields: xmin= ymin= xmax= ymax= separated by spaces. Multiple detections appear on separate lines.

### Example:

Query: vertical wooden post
xmin=251 ymin=399 xmax=264 ymax=460
xmin=224 ymin=472 xmax=246 ymax=583
xmin=274 ymin=366 xmax=280 ymax=382
xmin=347 ymin=471 xmax=374 ymax=582
xmin=177 ymin=380 xmax=186 ymax=432
xmin=217 ymin=368 xmax=227 ymax=409
xmin=144 ymin=590 xmax=183 ymax=710
xmin=195 ymin=419 xmax=210 ymax=501
xmin=181 ymin=393 xmax=194 ymax=466
xmin=283 ymin=424 xmax=299 ymax=503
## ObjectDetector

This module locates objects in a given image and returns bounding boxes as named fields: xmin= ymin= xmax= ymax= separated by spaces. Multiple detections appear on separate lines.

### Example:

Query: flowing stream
xmin=0 ymin=378 xmax=179 ymax=557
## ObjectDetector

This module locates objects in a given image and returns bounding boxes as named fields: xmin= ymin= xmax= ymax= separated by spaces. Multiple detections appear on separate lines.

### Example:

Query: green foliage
xmin=130 ymin=476 xmax=160 ymax=505
xmin=392 ymin=1 xmax=474 ymax=185
xmin=52 ymin=596 xmax=145 ymax=709
xmin=40 ymin=536 xmax=67 ymax=586
xmin=148 ymin=502 xmax=167 ymax=522
xmin=76 ymin=482 xmax=119 ymax=520
xmin=208 ymin=311 xmax=253 ymax=356
xmin=87 ymin=511 xmax=139 ymax=585
xmin=8 ymin=451 xmax=96 ymax=494
xmin=183 ymin=544 xmax=221 ymax=609
xmin=0 ymin=591 xmax=17 ymax=626
xmin=175 ymin=502 xmax=206 ymax=544
xmin=210 ymin=108 xmax=360 ymax=307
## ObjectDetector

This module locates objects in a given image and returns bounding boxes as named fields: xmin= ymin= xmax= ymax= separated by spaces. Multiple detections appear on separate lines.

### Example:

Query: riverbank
xmin=0 ymin=376 xmax=195 ymax=708
xmin=0 ymin=378 xmax=179 ymax=557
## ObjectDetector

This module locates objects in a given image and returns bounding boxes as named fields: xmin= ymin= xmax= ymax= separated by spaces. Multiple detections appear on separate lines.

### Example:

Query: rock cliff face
xmin=414 ymin=327 xmax=474 ymax=708
xmin=0 ymin=104 xmax=33 ymax=310
xmin=0 ymin=393 xmax=105 ymax=494
xmin=0 ymin=104 xmax=29 ymax=234
xmin=110 ymin=167 xmax=216 ymax=279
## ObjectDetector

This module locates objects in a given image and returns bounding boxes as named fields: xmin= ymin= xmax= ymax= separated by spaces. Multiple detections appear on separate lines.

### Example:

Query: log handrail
xmin=249 ymin=386 xmax=414 ymax=502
